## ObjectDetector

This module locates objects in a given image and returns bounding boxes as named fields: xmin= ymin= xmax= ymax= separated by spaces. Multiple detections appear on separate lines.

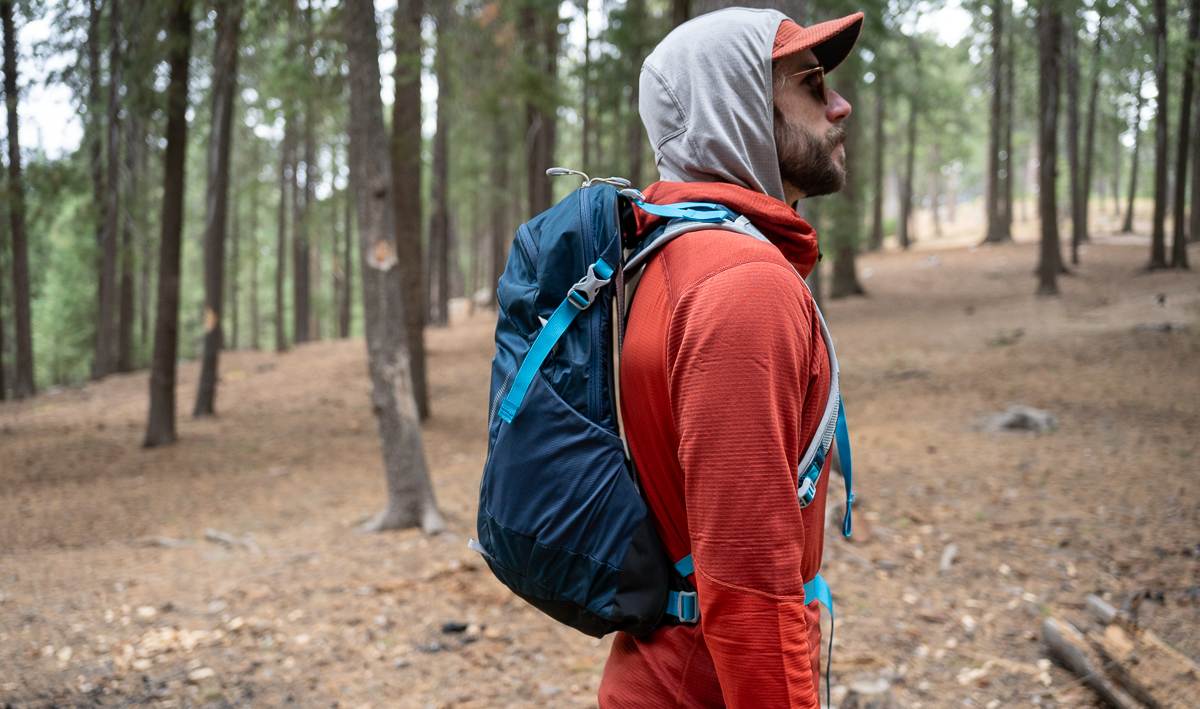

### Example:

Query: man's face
xmin=772 ymin=48 xmax=853 ymax=203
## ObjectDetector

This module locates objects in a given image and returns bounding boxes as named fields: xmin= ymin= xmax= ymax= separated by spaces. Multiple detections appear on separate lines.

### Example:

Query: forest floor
xmin=2 ymin=233 xmax=1198 ymax=709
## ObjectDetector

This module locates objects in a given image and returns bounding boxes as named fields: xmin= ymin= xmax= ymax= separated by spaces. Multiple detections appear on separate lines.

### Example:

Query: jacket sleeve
xmin=667 ymin=261 xmax=823 ymax=709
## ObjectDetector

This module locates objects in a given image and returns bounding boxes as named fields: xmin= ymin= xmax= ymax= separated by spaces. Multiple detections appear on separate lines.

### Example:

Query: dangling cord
xmin=826 ymin=618 xmax=834 ymax=709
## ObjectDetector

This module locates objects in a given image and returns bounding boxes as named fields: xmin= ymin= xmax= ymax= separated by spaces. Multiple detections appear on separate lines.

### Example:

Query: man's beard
xmin=774 ymin=108 xmax=848 ymax=200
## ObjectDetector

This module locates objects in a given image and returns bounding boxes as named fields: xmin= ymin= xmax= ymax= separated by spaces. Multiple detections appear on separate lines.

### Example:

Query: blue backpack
xmin=469 ymin=171 xmax=854 ymax=641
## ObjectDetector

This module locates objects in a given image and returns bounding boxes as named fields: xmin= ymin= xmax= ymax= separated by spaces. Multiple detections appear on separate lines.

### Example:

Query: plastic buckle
xmin=568 ymin=263 xmax=612 ymax=310
xmin=797 ymin=454 xmax=824 ymax=509
xmin=674 ymin=591 xmax=699 ymax=623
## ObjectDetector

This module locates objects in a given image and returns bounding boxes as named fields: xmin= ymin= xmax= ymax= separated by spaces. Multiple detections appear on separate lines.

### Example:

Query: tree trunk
xmin=1036 ymin=0 xmax=1063 ymax=296
xmin=1065 ymin=27 xmax=1082 ymax=265
xmin=391 ymin=0 xmax=428 ymax=418
xmin=341 ymin=185 xmax=353 ymax=338
xmin=1170 ymin=0 xmax=1198 ymax=267
xmin=1122 ymin=71 xmax=1144 ymax=233
xmin=2 ymin=1 xmax=31 ymax=398
xmin=672 ymin=0 xmax=689 ymax=26
xmin=144 ymin=0 xmax=193 ymax=447
xmin=92 ymin=0 xmax=123 ymax=381
xmin=898 ymin=99 xmax=917 ymax=249
xmin=869 ymin=80 xmax=885 ymax=250
xmin=431 ymin=1 xmax=451 ymax=329
xmin=626 ymin=0 xmax=646 ymax=188
xmin=1148 ymin=0 xmax=1168 ymax=269
xmin=292 ymin=117 xmax=310 ymax=343
xmin=830 ymin=58 xmax=864 ymax=299
xmin=139 ymin=129 xmax=151 ymax=350
xmin=344 ymin=0 xmax=446 ymax=535
xmin=86 ymin=0 xmax=106 ymax=378
xmin=1191 ymin=68 xmax=1200 ymax=243
xmin=523 ymin=0 xmax=557 ymax=219
xmin=983 ymin=0 xmax=1005 ymax=244
xmin=491 ymin=115 xmax=510 ymax=295
xmin=229 ymin=187 xmax=241 ymax=350
xmin=1001 ymin=8 xmax=1014 ymax=239
xmin=275 ymin=127 xmax=291 ymax=352
xmin=1080 ymin=26 xmax=1103 ymax=249
xmin=118 ymin=116 xmax=139 ymax=373
xmin=0 ymin=237 xmax=5 ymax=398
xmin=581 ymin=0 xmax=591 ymax=172
xmin=250 ymin=166 xmax=261 ymax=350
xmin=692 ymin=0 xmax=804 ymax=20
xmin=194 ymin=0 xmax=241 ymax=418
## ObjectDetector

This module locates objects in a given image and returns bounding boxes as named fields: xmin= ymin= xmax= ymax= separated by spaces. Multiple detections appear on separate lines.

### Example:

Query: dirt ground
xmin=2 ymin=232 xmax=1198 ymax=709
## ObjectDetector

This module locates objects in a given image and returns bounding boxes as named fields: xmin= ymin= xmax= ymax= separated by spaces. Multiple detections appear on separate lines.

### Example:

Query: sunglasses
xmin=785 ymin=66 xmax=828 ymax=106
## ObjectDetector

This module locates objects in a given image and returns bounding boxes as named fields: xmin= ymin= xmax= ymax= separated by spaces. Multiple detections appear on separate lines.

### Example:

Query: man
xmin=599 ymin=7 xmax=863 ymax=708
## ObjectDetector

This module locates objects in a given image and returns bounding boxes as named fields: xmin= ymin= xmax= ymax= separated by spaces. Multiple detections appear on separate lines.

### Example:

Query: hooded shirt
xmin=598 ymin=8 xmax=833 ymax=709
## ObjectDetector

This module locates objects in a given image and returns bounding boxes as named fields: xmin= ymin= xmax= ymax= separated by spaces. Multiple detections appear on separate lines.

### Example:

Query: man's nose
xmin=826 ymin=89 xmax=851 ymax=123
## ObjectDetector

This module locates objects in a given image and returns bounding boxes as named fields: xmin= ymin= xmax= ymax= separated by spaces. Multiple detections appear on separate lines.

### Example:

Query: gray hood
xmin=639 ymin=7 xmax=788 ymax=202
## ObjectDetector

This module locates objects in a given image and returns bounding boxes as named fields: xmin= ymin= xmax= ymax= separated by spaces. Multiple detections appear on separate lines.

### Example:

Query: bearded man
xmin=599 ymin=7 xmax=863 ymax=708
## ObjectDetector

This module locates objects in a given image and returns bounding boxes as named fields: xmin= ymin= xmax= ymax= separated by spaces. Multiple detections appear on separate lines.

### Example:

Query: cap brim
xmin=772 ymin=12 xmax=864 ymax=75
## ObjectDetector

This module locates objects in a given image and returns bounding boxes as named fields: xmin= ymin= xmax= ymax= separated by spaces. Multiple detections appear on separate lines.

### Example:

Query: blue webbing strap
xmin=632 ymin=199 xmax=735 ymax=223
xmin=674 ymin=555 xmax=694 ymax=577
xmin=804 ymin=573 xmax=835 ymax=709
xmin=835 ymin=405 xmax=854 ymax=538
xmin=497 ymin=259 xmax=613 ymax=424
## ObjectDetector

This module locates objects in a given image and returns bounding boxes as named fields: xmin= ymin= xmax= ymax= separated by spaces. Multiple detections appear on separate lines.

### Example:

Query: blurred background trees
xmin=0 ymin=0 xmax=1195 ymax=402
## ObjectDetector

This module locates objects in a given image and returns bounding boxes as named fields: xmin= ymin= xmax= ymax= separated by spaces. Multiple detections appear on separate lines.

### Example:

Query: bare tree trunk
xmin=1036 ymin=0 xmax=1063 ymax=295
xmin=139 ymin=130 xmax=151 ymax=350
xmin=431 ymin=1 xmax=451 ymax=329
xmin=1122 ymin=71 xmax=1144 ymax=233
xmin=1001 ymin=12 xmax=1014 ymax=239
xmin=1065 ymin=27 xmax=1082 ymax=265
xmin=626 ymin=0 xmax=646 ymax=188
xmin=344 ymin=0 xmax=446 ymax=535
xmin=306 ymin=127 xmax=319 ymax=340
xmin=229 ymin=188 xmax=241 ymax=350
xmin=93 ymin=0 xmax=123 ymax=381
xmin=1113 ymin=133 xmax=1122 ymax=217
xmin=692 ymin=0 xmax=804 ymax=19
xmin=1191 ymin=69 xmax=1200 ymax=243
xmin=193 ymin=0 xmax=241 ymax=418
xmin=144 ymin=0 xmax=193 ymax=447
xmin=293 ymin=119 xmax=310 ymax=343
xmin=1148 ymin=0 xmax=1169 ymax=269
xmin=275 ymin=128 xmax=290 ymax=352
xmin=250 ymin=167 xmax=261 ymax=350
xmin=118 ymin=116 xmax=139 ymax=373
xmin=86 ymin=0 xmax=107 ymax=378
xmin=0 ymin=240 xmax=5 ymax=398
xmin=391 ymin=0 xmax=428 ymax=417
xmin=983 ymin=0 xmax=1005 ymax=244
xmin=1170 ymin=0 xmax=1198 ymax=267
xmin=869 ymin=81 xmax=885 ymax=250
xmin=1 ymin=0 xmax=30 ymax=397
xmin=581 ymin=0 xmax=591 ymax=172
xmin=672 ymin=0 xmax=689 ymax=26
xmin=897 ymin=99 xmax=917 ymax=249
xmin=1080 ymin=26 xmax=1104 ymax=248
xmin=491 ymin=116 xmax=510 ymax=295
xmin=830 ymin=59 xmax=864 ymax=299
xmin=523 ymin=0 xmax=557 ymax=218
xmin=929 ymin=163 xmax=942 ymax=237
xmin=340 ymin=185 xmax=352 ymax=337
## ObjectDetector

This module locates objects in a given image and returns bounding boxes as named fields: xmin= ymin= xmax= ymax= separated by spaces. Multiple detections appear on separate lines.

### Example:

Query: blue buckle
xmin=670 ymin=590 xmax=699 ymax=623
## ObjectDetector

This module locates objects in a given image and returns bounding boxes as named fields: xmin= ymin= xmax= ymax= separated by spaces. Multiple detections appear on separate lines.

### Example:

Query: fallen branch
xmin=204 ymin=528 xmax=262 ymax=555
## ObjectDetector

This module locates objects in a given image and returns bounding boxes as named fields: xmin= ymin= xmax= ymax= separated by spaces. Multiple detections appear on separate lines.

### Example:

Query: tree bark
xmin=86 ymin=0 xmax=106 ymax=378
xmin=392 ymin=0 xmax=428 ymax=417
xmin=983 ymin=0 xmax=1005 ymax=244
xmin=230 ymin=186 xmax=240 ymax=350
xmin=898 ymin=99 xmax=917 ymax=249
xmin=144 ymin=0 xmax=193 ymax=448
xmin=118 ymin=116 xmax=139 ymax=373
xmin=869 ymin=80 xmax=885 ymax=250
xmin=344 ymin=0 xmax=446 ymax=535
xmin=292 ymin=123 xmax=310 ymax=343
xmin=2 ymin=0 xmax=32 ymax=398
xmin=250 ymin=165 xmax=261 ymax=350
xmin=491 ymin=115 xmax=510 ymax=296
xmin=1148 ymin=0 xmax=1168 ymax=269
xmin=139 ymin=128 xmax=151 ymax=349
xmin=581 ymin=0 xmax=591 ymax=172
xmin=431 ymin=0 xmax=451 ymax=328
xmin=830 ymin=58 xmax=864 ymax=299
xmin=1036 ymin=0 xmax=1063 ymax=295
xmin=1170 ymin=0 xmax=1198 ymax=267
xmin=0 ymin=237 xmax=6 ymax=398
xmin=523 ymin=0 xmax=557 ymax=219
xmin=672 ymin=0 xmax=689 ymax=26
xmin=1001 ymin=9 xmax=1014 ymax=239
xmin=275 ymin=127 xmax=291 ymax=352
xmin=1065 ymin=27 xmax=1082 ymax=265
xmin=341 ymin=184 xmax=353 ymax=338
xmin=692 ymin=0 xmax=804 ymax=20
xmin=1122 ymin=71 xmax=1144 ymax=233
xmin=1079 ymin=26 xmax=1103 ymax=249
xmin=93 ymin=0 xmax=123 ymax=380
xmin=1191 ymin=66 xmax=1200 ymax=243
xmin=194 ymin=0 xmax=242 ymax=418
xmin=626 ymin=0 xmax=646 ymax=188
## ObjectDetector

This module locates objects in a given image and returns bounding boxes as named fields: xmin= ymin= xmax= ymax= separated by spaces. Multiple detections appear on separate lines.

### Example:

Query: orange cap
xmin=772 ymin=12 xmax=864 ymax=73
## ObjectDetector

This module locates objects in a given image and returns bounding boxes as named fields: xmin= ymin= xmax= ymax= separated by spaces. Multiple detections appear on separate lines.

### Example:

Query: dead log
xmin=1042 ymin=617 xmax=1141 ymax=709
xmin=1087 ymin=622 xmax=1200 ymax=709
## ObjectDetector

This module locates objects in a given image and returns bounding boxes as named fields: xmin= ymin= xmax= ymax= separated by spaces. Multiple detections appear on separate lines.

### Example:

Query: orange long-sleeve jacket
xmin=599 ymin=181 xmax=832 ymax=709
